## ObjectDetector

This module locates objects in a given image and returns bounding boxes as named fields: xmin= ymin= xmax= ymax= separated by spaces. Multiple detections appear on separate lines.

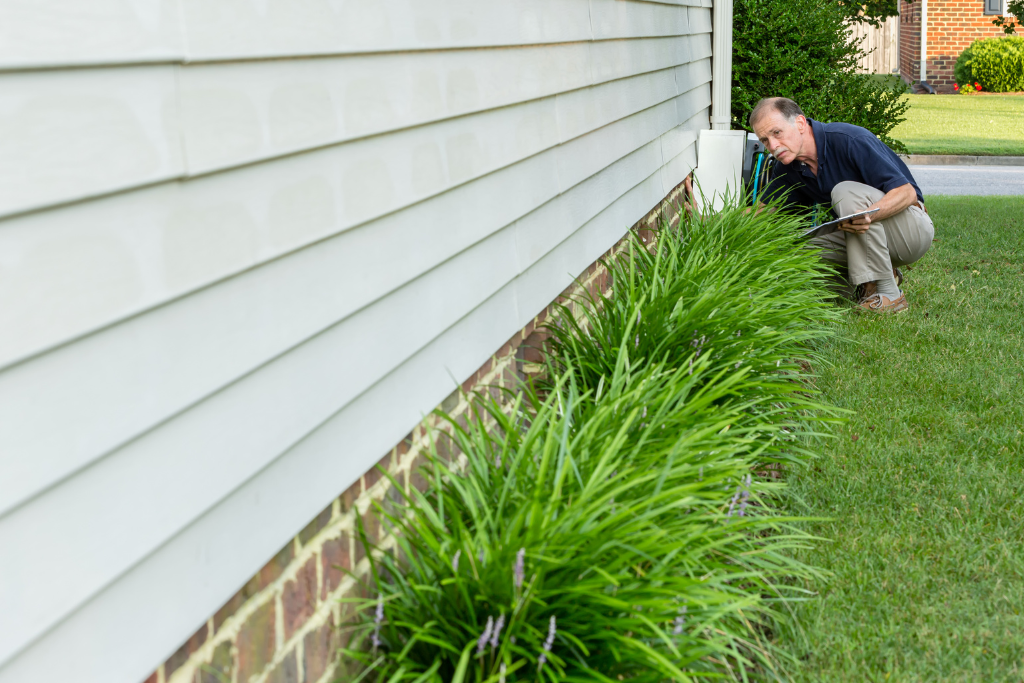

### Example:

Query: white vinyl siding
xmin=0 ymin=2 xmax=713 ymax=681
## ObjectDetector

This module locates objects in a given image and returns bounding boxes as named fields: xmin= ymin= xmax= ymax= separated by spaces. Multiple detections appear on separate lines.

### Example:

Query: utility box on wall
xmin=692 ymin=129 xmax=746 ymax=213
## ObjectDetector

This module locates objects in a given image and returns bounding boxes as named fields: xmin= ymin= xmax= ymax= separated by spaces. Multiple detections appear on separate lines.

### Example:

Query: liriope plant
xmin=339 ymin=202 xmax=841 ymax=682
xmin=341 ymin=360 xmax=830 ymax=682
xmin=542 ymin=198 xmax=841 ymax=402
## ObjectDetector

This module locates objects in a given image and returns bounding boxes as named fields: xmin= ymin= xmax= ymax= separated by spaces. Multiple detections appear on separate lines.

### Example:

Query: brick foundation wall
xmin=899 ymin=0 xmax=1009 ymax=92
xmin=899 ymin=0 xmax=922 ymax=84
xmin=143 ymin=179 xmax=690 ymax=683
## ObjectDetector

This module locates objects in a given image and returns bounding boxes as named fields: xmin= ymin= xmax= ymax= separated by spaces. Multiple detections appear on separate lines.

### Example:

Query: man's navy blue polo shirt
xmin=762 ymin=119 xmax=923 ymax=210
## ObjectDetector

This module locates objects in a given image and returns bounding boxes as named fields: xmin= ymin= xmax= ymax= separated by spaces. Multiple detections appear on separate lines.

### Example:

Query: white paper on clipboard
xmin=802 ymin=208 xmax=880 ymax=239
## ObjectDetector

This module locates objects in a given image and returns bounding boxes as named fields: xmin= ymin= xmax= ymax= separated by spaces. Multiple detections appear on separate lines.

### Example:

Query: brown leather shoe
xmin=856 ymin=292 xmax=909 ymax=313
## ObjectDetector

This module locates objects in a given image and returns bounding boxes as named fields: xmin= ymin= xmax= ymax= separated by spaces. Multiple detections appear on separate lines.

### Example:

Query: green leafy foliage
xmin=732 ymin=0 xmax=910 ymax=154
xmin=341 ymin=202 xmax=842 ymax=681
xmin=954 ymin=37 xmax=1024 ymax=93
xmin=838 ymin=0 xmax=898 ymax=27
xmin=992 ymin=0 xmax=1024 ymax=34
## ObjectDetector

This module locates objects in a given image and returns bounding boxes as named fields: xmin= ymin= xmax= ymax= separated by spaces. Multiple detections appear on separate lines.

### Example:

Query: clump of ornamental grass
xmin=341 ymin=354 xmax=833 ymax=682
xmin=542 ymin=200 xmax=840 ymax=404
xmin=340 ymin=201 xmax=841 ymax=681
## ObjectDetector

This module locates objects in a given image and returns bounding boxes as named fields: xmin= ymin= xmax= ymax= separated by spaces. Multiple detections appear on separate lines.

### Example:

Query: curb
xmin=904 ymin=154 xmax=1024 ymax=166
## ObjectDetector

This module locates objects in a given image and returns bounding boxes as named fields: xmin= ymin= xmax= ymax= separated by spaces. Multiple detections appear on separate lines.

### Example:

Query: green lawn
xmin=893 ymin=94 xmax=1024 ymax=156
xmin=779 ymin=196 xmax=1024 ymax=681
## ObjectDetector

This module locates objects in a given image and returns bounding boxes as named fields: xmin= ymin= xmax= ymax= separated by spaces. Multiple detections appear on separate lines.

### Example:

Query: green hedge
xmin=954 ymin=37 xmax=1024 ymax=93
xmin=732 ymin=0 xmax=909 ymax=154
xmin=341 ymin=203 xmax=841 ymax=682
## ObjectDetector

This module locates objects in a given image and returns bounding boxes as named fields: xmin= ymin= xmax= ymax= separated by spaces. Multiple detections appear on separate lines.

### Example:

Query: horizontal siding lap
xmin=0 ymin=2 xmax=712 ymax=679
xmin=672 ymin=57 xmax=713 ymax=91
xmin=0 ymin=0 xmax=185 ymax=70
xmin=0 ymin=89 xmax=697 ymax=527
xmin=0 ymin=59 xmax=695 ymax=373
xmin=514 ymin=168 xmax=667 ymax=325
xmin=0 ymin=88 xmax=694 ymax=527
xmin=9 ymin=36 xmax=697 ymax=224
xmin=0 ymin=66 xmax=184 ymax=219
xmin=0 ymin=0 xmax=702 ymax=70
xmin=0 ymin=89 xmax=704 ymax=673
xmin=556 ymin=96 xmax=681 ymax=191
xmin=175 ymin=43 xmax=594 ymax=177
xmin=515 ymin=140 xmax=665 ymax=270
xmin=179 ymin=0 xmax=594 ymax=63
xmin=688 ymin=6 xmax=714 ymax=34
xmin=589 ymin=0 xmax=690 ymax=39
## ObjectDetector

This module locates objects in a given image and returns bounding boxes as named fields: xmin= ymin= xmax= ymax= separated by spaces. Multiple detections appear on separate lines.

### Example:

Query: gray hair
xmin=748 ymin=97 xmax=806 ymax=130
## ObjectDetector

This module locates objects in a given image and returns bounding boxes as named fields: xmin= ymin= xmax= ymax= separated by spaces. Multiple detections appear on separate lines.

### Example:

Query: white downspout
xmin=711 ymin=0 xmax=734 ymax=130
xmin=894 ymin=7 xmax=901 ymax=74
xmin=919 ymin=0 xmax=928 ymax=83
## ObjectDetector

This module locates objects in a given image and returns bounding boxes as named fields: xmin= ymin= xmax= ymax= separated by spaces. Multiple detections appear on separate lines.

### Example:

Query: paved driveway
xmin=909 ymin=165 xmax=1024 ymax=196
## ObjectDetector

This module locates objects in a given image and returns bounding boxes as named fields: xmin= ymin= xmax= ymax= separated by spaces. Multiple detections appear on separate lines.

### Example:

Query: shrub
xmin=732 ymin=0 xmax=910 ymax=154
xmin=342 ymin=203 xmax=840 ymax=681
xmin=954 ymin=37 xmax=1024 ymax=93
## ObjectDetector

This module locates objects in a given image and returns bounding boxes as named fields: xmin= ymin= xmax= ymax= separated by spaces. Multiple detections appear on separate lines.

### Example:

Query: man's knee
xmin=831 ymin=181 xmax=883 ymax=210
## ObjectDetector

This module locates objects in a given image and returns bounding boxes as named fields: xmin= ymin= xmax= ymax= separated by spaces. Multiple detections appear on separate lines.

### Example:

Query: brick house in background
xmin=899 ymin=0 xmax=1017 ymax=92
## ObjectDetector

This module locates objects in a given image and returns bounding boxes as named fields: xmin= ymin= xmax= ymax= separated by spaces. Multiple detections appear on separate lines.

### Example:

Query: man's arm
xmin=838 ymin=182 xmax=917 ymax=234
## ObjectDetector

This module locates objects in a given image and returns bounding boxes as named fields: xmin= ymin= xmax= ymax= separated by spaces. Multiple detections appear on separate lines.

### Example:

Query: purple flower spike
xmin=477 ymin=615 xmax=494 ymax=655
xmin=538 ymin=615 xmax=557 ymax=670
xmin=514 ymin=548 xmax=525 ymax=589
xmin=728 ymin=488 xmax=741 ymax=517
xmin=673 ymin=606 xmax=687 ymax=635
xmin=490 ymin=613 xmax=505 ymax=649
xmin=370 ymin=595 xmax=384 ymax=649
xmin=452 ymin=550 xmax=461 ymax=572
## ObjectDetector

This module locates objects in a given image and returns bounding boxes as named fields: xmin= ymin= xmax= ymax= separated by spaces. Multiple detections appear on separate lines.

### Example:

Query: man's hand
xmin=838 ymin=183 xmax=918 ymax=235
xmin=838 ymin=213 xmax=872 ymax=234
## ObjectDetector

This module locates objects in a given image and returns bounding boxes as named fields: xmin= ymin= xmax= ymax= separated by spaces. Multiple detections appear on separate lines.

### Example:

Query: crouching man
xmin=751 ymin=97 xmax=934 ymax=312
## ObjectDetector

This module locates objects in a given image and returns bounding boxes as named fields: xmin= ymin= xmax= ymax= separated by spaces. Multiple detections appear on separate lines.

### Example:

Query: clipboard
xmin=802 ymin=208 xmax=880 ymax=239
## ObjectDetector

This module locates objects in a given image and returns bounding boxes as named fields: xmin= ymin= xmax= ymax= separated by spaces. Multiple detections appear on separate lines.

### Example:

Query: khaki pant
xmin=812 ymin=181 xmax=934 ymax=286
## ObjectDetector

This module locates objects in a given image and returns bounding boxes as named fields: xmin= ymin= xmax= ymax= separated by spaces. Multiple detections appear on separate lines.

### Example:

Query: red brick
xmin=257 ymin=543 xmax=296 ymax=591
xmin=199 ymin=641 xmax=234 ymax=683
xmin=338 ymin=480 xmax=360 ymax=514
xmin=164 ymin=622 xmax=209 ymax=677
xmin=321 ymin=533 xmax=351 ymax=599
xmin=299 ymin=504 xmax=334 ymax=546
xmin=282 ymin=556 xmax=318 ymax=641
xmin=264 ymin=651 xmax=299 ymax=683
xmin=237 ymin=600 xmax=276 ymax=683
xmin=303 ymin=622 xmax=340 ymax=683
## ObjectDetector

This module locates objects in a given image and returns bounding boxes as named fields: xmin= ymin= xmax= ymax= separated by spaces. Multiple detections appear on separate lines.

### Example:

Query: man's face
xmin=753 ymin=111 xmax=807 ymax=165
